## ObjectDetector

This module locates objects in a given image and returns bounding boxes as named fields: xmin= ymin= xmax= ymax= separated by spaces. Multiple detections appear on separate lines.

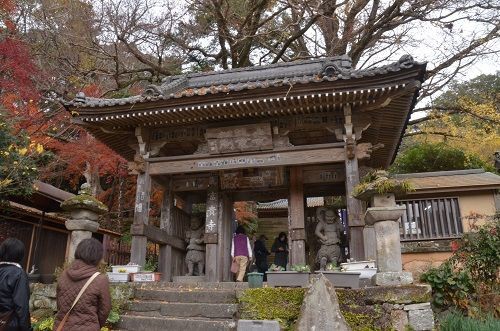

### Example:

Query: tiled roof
xmin=33 ymin=180 xmax=74 ymax=202
xmin=62 ymin=55 xmax=421 ymax=108
xmin=395 ymin=169 xmax=500 ymax=193
xmin=257 ymin=197 xmax=324 ymax=210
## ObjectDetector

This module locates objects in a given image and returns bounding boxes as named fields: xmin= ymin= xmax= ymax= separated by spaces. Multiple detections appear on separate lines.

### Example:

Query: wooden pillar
xmin=204 ymin=174 xmax=219 ymax=281
xmin=130 ymin=164 xmax=151 ymax=266
xmin=217 ymin=193 xmax=233 ymax=282
xmin=288 ymin=167 xmax=306 ymax=266
xmin=343 ymin=104 xmax=365 ymax=261
xmin=159 ymin=177 xmax=173 ymax=281
xmin=345 ymin=155 xmax=365 ymax=260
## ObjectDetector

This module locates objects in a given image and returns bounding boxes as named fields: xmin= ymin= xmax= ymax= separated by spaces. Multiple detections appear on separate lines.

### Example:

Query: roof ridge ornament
xmin=320 ymin=55 xmax=352 ymax=77
xmin=74 ymin=92 xmax=87 ymax=103
xmin=398 ymin=55 xmax=414 ymax=69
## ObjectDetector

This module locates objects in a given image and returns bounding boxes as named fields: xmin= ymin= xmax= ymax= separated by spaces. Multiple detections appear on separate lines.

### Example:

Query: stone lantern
xmin=354 ymin=171 xmax=413 ymax=286
xmin=61 ymin=183 xmax=108 ymax=262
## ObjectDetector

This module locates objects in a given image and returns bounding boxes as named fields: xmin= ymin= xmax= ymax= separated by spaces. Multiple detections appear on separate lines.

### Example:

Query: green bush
xmin=32 ymin=316 xmax=54 ymax=331
xmin=439 ymin=311 xmax=500 ymax=331
xmin=421 ymin=215 xmax=500 ymax=315
xmin=391 ymin=142 xmax=493 ymax=174
xmin=452 ymin=216 xmax=500 ymax=289
xmin=420 ymin=261 xmax=473 ymax=309
xmin=239 ymin=288 xmax=305 ymax=330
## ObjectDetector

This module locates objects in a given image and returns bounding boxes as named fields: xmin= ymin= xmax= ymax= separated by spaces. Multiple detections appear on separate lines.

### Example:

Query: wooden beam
xmin=288 ymin=167 xmax=306 ymax=265
xmin=130 ymin=223 xmax=186 ymax=251
xmin=148 ymin=143 xmax=346 ymax=175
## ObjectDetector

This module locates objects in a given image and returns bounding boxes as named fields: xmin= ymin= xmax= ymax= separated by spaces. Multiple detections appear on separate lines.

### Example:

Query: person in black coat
xmin=271 ymin=232 xmax=288 ymax=269
xmin=253 ymin=235 xmax=270 ymax=275
xmin=0 ymin=238 xmax=31 ymax=331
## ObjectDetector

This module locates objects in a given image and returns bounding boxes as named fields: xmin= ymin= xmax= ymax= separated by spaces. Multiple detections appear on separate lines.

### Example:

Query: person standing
xmin=253 ymin=235 xmax=270 ymax=275
xmin=231 ymin=225 xmax=253 ymax=282
xmin=54 ymin=238 xmax=111 ymax=331
xmin=271 ymin=232 xmax=288 ymax=269
xmin=0 ymin=238 xmax=31 ymax=331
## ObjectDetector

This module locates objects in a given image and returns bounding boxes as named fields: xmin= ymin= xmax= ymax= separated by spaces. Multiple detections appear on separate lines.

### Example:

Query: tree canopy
xmin=405 ymin=73 xmax=500 ymax=167
xmin=2 ymin=0 xmax=499 ymax=217
xmin=390 ymin=142 xmax=493 ymax=174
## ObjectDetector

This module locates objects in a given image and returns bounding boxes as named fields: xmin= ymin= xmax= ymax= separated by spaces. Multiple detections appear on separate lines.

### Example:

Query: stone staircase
xmin=118 ymin=282 xmax=248 ymax=331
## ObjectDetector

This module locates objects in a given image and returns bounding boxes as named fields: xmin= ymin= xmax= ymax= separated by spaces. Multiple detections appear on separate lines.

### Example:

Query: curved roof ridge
xmin=61 ymin=55 xmax=425 ymax=108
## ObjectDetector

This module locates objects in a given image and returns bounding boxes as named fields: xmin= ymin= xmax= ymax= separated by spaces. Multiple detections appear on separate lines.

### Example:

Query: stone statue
xmin=315 ymin=207 xmax=342 ymax=271
xmin=185 ymin=216 xmax=205 ymax=276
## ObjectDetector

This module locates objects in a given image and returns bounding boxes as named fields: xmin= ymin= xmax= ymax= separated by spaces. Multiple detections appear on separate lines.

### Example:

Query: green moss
xmin=342 ymin=311 xmax=382 ymax=331
xmin=353 ymin=170 xmax=415 ymax=200
xmin=239 ymin=287 xmax=399 ymax=330
xmin=238 ymin=288 xmax=305 ymax=330
xmin=107 ymin=284 xmax=133 ymax=325
xmin=61 ymin=193 xmax=108 ymax=214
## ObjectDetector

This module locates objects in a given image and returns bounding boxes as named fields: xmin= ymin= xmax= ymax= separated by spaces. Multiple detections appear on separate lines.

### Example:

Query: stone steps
xmin=136 ymin=281 xmax=249 ymax=290
xmin=117 ymin=283 xmax=240 ymax=331
xmin=129 ymin=301 xmax=238 ymax=318
xmin=119 ymin=314 xmax=237 ymax=331
xmin=134 ymin=288 xmax=238 ymax=303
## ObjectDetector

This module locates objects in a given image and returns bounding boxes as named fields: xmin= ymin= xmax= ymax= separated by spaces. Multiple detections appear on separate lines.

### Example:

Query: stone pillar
xmin=365 ymin=194 xmax=413 ymax=286
xmin=363 ymin=226 xmax=377 ymax=261
xmin=61 ymin=183 xmax=108 ymax=262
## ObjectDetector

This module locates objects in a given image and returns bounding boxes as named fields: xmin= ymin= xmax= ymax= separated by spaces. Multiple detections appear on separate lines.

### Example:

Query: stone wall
xmin=401 ymin=240 xmax=453 ymax=280
xmin=336 ymin=285 xmax=434 ymax=331
xmin=30 ymin=282 xmax=134 ymax=319
xmin=238 ymin=284 xmax=435 ymax=331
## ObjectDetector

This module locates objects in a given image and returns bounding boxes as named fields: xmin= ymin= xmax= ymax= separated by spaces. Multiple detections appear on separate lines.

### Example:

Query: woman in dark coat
xmin=254 ymin=235 xmax=270 ymax=274
xmin=271 ymin=232 xmax=288 ymax=269
xmin=54 ymin=238 xmax=111 ymax=331
xmin=0 ymin=238 xmax=31 ymax=331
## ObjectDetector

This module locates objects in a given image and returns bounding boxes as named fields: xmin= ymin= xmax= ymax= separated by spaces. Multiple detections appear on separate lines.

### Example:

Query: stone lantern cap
xmin=353 ymin=170 xmax=414 ymax=201
xmin=60 ymin=183 xmax=108 ymax=215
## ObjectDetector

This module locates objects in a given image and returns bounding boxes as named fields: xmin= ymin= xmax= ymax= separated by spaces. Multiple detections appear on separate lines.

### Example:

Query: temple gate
xmin=63 ymin=55 xmax=425 ymax=281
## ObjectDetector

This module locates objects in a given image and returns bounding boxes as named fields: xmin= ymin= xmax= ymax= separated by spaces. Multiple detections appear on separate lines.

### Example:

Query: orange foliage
xmin=234 ymin=201 xmax=257 ymax=224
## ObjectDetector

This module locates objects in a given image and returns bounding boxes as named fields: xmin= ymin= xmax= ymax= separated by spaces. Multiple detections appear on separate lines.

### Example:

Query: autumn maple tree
xmin=0 ymin=0 xmax=47 ymax=199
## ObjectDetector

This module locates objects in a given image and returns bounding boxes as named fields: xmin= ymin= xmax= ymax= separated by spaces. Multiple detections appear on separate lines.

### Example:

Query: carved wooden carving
xmin=206 ymin=123 xmax=273 ymax=154
xmin=302 ymin=165 xmax=345 ymax=184
xmin=220 ymin=167 xmax=285 ymax=190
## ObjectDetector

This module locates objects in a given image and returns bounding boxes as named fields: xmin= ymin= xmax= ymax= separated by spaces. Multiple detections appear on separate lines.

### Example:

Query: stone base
xmin=172 ymin=276 xmax=206 ymax=283
xmin=408 ymin=308 xmax=434 ymax=330
xmin=372 ymin=272 xmax=413 ymax=286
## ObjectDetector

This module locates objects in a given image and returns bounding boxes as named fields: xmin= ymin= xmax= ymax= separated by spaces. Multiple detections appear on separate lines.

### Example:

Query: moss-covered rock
xmin=238 ymin=286 xmax=430 ymax=330
xmin=238 ymin=288 xmax=305 ymax=330
xmin=60 ymin=183 xmax=108 ymax=215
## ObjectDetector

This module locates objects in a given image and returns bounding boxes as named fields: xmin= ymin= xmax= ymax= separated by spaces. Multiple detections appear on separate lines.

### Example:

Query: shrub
xmin=420 ymin=261 xmax=473 ymax=309
xmin=390 ymin=142 xmax=492 ymax=174
xmin=451 ymin=215 xmax=500 ymax=290
xmin=439 ymin=311 xmax=500 ymax=331
xmin=421 ymin=215 xmax=500 ymax=316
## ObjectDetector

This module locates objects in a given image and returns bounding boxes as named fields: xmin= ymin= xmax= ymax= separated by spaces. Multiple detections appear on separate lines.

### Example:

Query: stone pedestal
xmin=61 ymin=183 xmax=108 ymax=262
xmin=364 ymin=193 xmax=413 ymax=286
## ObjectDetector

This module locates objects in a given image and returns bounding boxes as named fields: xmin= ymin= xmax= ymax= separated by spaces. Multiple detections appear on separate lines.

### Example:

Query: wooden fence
xmin=397 ymin=197 xmax=463 ymax=241
xmin=103 ymin=237 xmax=131 ymax=265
